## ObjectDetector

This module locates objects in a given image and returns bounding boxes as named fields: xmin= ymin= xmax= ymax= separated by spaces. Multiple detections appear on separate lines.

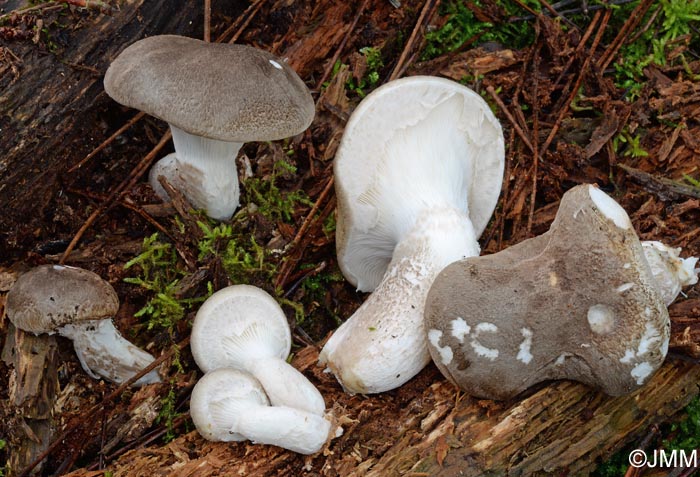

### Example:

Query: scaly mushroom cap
xmin=425 ymin=185 xmax=670 ymax=400
xmin=6 ymin=265 xmax=119 ymax=334
xmin=104 ymin=35 xmax=314 ymax=142
xmin=334 ymin=76 xmax=504 ymax=292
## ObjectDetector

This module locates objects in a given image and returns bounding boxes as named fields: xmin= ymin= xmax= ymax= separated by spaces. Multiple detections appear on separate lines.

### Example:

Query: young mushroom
xmin=5 ymin=265 xmax=160 ymax=386
xmin=319 ymin=76 xmax=505 ymax=394
xmin=424 ymin=184 xmax=688 ymax=400
xmin=190 ymin=368 xmax=335 ymax=455
xmin=104 ymin=35 xmax=314 ymax=221
xmin=191 ymin=284 xmax=325 ymax=415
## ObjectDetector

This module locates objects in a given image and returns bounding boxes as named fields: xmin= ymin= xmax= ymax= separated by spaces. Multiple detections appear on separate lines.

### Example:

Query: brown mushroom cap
xmin=104 ymin=35 xmax=314 ymax=142
xmin=6 ymin=265 xmax=119 ymax=334
xmin=424 ymin=184 xmax=669 ymax=400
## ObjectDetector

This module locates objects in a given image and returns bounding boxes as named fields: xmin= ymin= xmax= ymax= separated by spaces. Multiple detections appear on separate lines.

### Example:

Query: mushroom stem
xmin=149 ymin=124 xmax=242 ymax=221
xmin=58 ymin=319 xmax=161 ymax=386
xmin=319 ymin=206 xmax=480 ymax=394
xmin=641 ymin=241 xmax=699 ymax=306
xmin=234 ymin=406 xmax=332 ymax=455
xmin=246 ymin=356 xmax=326 ymax=415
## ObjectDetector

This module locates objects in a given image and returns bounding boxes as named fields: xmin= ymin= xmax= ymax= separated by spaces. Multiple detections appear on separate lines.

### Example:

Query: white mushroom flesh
xmin=58 ymin=319 xmax=160 ymax=386
xmin=641 ymin=240 xmax=699 ymax=305
xmin=149 ymin=124 xmax=242 ymax=221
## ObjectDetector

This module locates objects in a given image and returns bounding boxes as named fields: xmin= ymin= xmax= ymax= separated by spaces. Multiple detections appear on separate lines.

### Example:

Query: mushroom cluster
xmin=189 ymin=285 xmax=338 ymax=454
xmin=424 ymin=185 xmax=699 ymax=400
xmin=319 ymin=76 xmax=505 ymax=394
xmin=104 ymin=35 xmax=314 ymax=221
xmin=5 ymin=265 xmax=160 ymax=386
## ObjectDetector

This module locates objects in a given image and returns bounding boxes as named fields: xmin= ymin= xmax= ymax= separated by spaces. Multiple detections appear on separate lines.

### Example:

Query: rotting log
xmin=1 ymin=325 xmax=59 ymax=475
xmin=63 ymin=346 xmax=700 ymax=476
xmin=0 ymin=0 xmax=207 ymax=260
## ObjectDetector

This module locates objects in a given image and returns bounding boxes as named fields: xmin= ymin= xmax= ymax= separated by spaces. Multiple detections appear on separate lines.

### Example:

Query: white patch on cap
xmin=469 ymin=322 xmax=499 ymax=361
xmin=451 ymin=317 xmax=471 ymax=343
xmin=53 ymin=265 xmax=66 ymax=270
xmin=516 ymin=328 xmax=533 ymax=364
xmin=587 ymin=185 xmax=632 ymax=230
xmin=269 ymin=59 xmax=283 ymax=70
xmin=555 ymin=352 xmax=572 ymax=365
xmin=616 ymin=283 xmax=634 ymax=293
xmin=549 ymin=272 xmax=558 ymax=287
xmin=428 ymin=329 xmax=453 ymax=365
xmin=587 ymin=304 xmax=615 ymax=334
xmin=637 ymin=323 xmax=662 ymax=356
xmin=623 ymin=263 xmax=631 ymax=269
xmin=630 ymin=362 xmax=653 ymax=385
xmin=619 ymin=349 xmax=635 ymax=364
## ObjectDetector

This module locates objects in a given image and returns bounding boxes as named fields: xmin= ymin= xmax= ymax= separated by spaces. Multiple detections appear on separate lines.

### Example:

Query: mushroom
xmin=190 ymin=284 xmax=325 ymax=415
xmin=424 ymin=184 xmax=680 ymax=400
xmin=5 ymin=265 xmax=160 ymax=386
xmin=190 ymin=368 xmax=335 ymax=455
xmin=318 ymin=76 xmax=505 ymax=394
xmin=642 ymin=241 xmax=698 ymax=306
xmin=104 ymin=35 xmax=315 ymax=221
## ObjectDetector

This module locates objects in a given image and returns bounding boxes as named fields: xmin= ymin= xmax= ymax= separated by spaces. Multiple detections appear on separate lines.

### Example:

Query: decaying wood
xmin=63 ymin=346 xmax=700 ymax=477
xmin=1 ymin=325 xmax=59 ymax=475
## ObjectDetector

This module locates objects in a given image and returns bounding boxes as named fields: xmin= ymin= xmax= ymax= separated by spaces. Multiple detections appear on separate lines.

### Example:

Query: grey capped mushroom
xmin=191 ymin=284 xmax=325 ymax=415
xmin=190 ymin=368 xmax=338 ymax=454
xmin=104 ymin=35 xmax=314 ymax=221
xmin=424 ymin=184 xmax=683 ymax=400
xmin=318 ymin=76 xmax=505 ymax=394
xmin=5 ymin=265 xmax=160 ymax=386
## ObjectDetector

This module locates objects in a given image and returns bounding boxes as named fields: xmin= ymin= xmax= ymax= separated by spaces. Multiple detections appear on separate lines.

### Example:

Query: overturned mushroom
xmin=424 ymin=185 xmax=684 ymax=400
xmin=104 ymin=35 xmax=314 ymax=220
xmin=318 ymin=76 xmax=505 ymax=394
xmin=191 ymin=284 xmax=325 ymax=415
xmin=190 ymin=368 xmax=336 ymax=455
xmin=6 ymin=265 xmax=160 ymax=386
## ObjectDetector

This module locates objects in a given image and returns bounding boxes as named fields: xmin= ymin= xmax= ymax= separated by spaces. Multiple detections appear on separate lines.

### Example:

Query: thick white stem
xmin=235 ymin=405 xmax=332 ymax=455
xmin=149 ymin=124 xmax=242 ymax=220
xmin=642 ymin=241 xmax=699 ymax=306
xmin=319 ymin=207 xmax=480 ymax=394
xmin=247 ymin=356 xmax=326 ymax=415
xmin=59 ymin=319 xmax=161 ymax=386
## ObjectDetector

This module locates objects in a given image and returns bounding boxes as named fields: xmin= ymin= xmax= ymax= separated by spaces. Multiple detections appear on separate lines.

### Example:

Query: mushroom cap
xmin=190 ymin=368 xmax=270 ymax=442
xmin=104 ymin=35 xmax=314 ymax=142
xmin=190 ymin=284 xmax=292 ymax=373
xmin=424 ymin=185 xmax=670 ymax=399
xmin=6 ymin=265 xmax=119 ymax=334
xmin=334 ymin=76 xmax=505 ymax=291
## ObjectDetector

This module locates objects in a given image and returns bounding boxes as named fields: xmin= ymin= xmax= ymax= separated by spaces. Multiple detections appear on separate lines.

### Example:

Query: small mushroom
xmin=190 ymin=368 xmax=335 ymax=455
xmin=104 ymin=35 xmax=314 ymax=221
xmin=318 ymin=76 xmax=505 ymax=394
xmin=642 ymin=241 xmax=698 ymax=306
xmin=5 ymin=265 xmax=160 ymax=386
xmin=190 ymin=284 xmax=325 ymax=415
xmin=424 ymin=184 xmax=674 ymax=400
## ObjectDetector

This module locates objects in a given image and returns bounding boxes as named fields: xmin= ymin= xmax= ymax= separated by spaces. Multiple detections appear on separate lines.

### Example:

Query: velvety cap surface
xmin=104 ymin=35 xmax=315 ymax=142
xmin=6 ymin=265 xmax=119 ymax=334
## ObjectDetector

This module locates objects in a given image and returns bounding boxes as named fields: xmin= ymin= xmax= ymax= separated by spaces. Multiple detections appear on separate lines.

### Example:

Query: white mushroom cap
xmin=320 ymin=76 xmax=505 ymax=394
xmin=6 ymin=265 xmax=160 ymax=386
xmin=191 ymin=285 xmax=325 ymax=415
xmin=642 ymin=241 xmax=699 ymax=305
xmin=190 ymin=368 xmax=333 ymax=455
xmin=335 ymin=76 xmax=504 ymax=292
xmin=104 ymin=35 xmax=315 ymax=220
